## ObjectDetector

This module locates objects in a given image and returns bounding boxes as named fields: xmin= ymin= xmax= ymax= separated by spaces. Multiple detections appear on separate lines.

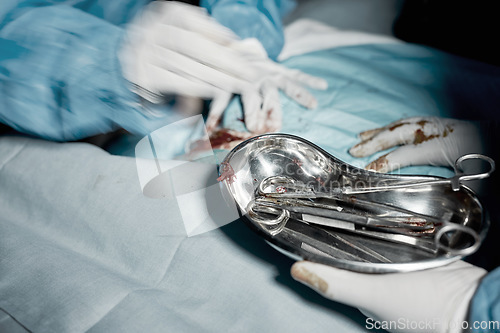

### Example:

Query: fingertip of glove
xmin=304 ymin=77 xmax=328 ymax=91
xmin=295 ymin=72 xmax=328 ymax=90
xmin=348 ymin=143 xmax=365 ymax=157
xmin=264 ymin=119 xmax=281 ymax=133
xmin=365 ymin=154 xmax=391 ymax=173
xmin=291 ymin=262 xmax=329 ymax=294
xmin=315 ymin=78 xmax=329 ymax=90
xmin=307 ymin=98 xmax=318 ymax=109
xmin=245 ymin=118 xmax=258 ymax=133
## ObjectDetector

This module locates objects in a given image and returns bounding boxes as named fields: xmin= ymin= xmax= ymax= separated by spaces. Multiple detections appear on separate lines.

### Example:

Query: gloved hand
xmin=291 ymin=260 xmax=487 ymax=333
xmin=205 ymin=37 xmax=328 ymax=134
xmin=349 ymin=117 xmax=483 ymax=172
xmin=119 ymin=1 xmax=327 ymax=134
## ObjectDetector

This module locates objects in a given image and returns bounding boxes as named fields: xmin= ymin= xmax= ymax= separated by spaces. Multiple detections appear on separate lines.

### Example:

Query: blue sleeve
xmin=200 ymin=0 xmax=297 ymax=60
xmin=469 ymin=267 xmax=500 ymax=332
xmin=0 ymin=0 xmax=167 ymax=141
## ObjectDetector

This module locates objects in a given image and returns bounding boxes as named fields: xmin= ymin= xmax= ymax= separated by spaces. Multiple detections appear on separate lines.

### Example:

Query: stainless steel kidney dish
xmin=218 ymin=134 xmax=492 ymax=273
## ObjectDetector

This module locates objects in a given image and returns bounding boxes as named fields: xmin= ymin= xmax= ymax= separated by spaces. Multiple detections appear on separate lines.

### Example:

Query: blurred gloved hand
xmin=206 ymin=37 xmax=328 ymax=134
xmin=291 ymin=260 xmax=486 ymax=333
xmin=349 ymin=117 xmax=482 ymax=172
xmin=119 ymin=1 xmax=327 ymax=134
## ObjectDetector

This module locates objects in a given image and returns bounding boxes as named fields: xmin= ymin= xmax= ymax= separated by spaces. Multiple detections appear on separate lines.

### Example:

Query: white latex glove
xmin=205 ymin=38 xmax=328 ymax=134
xmin=119 ymin=1 xmax=327 ymax=134
xmin=291 ymin=260 xmax=487 ymax=333
xmin=349 ymin=117 xmax=483 ymax=172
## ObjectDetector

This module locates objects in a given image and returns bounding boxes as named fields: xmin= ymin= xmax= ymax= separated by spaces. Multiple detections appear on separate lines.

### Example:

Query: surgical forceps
xmin=335 ymin=154 xmax=495 ymax=194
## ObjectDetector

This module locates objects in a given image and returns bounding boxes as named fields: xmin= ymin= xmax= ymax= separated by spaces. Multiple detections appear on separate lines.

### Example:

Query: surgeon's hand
xmin=119 ymin=1 xmax=327 ymax=134
xmin=291 ymin=260 xmax=486 ymax=333
xmin=205 ymin=37 xmax=328 ymax=134
xmin=349 ymin=117 xmax=482 ymax=172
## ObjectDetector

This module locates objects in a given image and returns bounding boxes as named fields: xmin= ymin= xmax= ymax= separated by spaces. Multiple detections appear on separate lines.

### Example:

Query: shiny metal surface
xmin=220 ymin=134 xmax=489 ymax=273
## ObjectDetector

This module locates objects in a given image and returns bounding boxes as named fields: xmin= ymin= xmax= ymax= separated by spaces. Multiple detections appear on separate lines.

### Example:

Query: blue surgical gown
xmin=0 ymin=0 xmax=290 ymax=141
xmin=470 ymin=267 xmax=500 ymax=332
xmin=201 ymin=0 xmax=296 ymax=60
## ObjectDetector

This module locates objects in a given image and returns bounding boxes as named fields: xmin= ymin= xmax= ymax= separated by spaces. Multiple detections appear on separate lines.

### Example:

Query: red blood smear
xmin=188 ymin=129 xmax=245 ymax=153
xmin=209 ymin=129 xmax=245 ymax=148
